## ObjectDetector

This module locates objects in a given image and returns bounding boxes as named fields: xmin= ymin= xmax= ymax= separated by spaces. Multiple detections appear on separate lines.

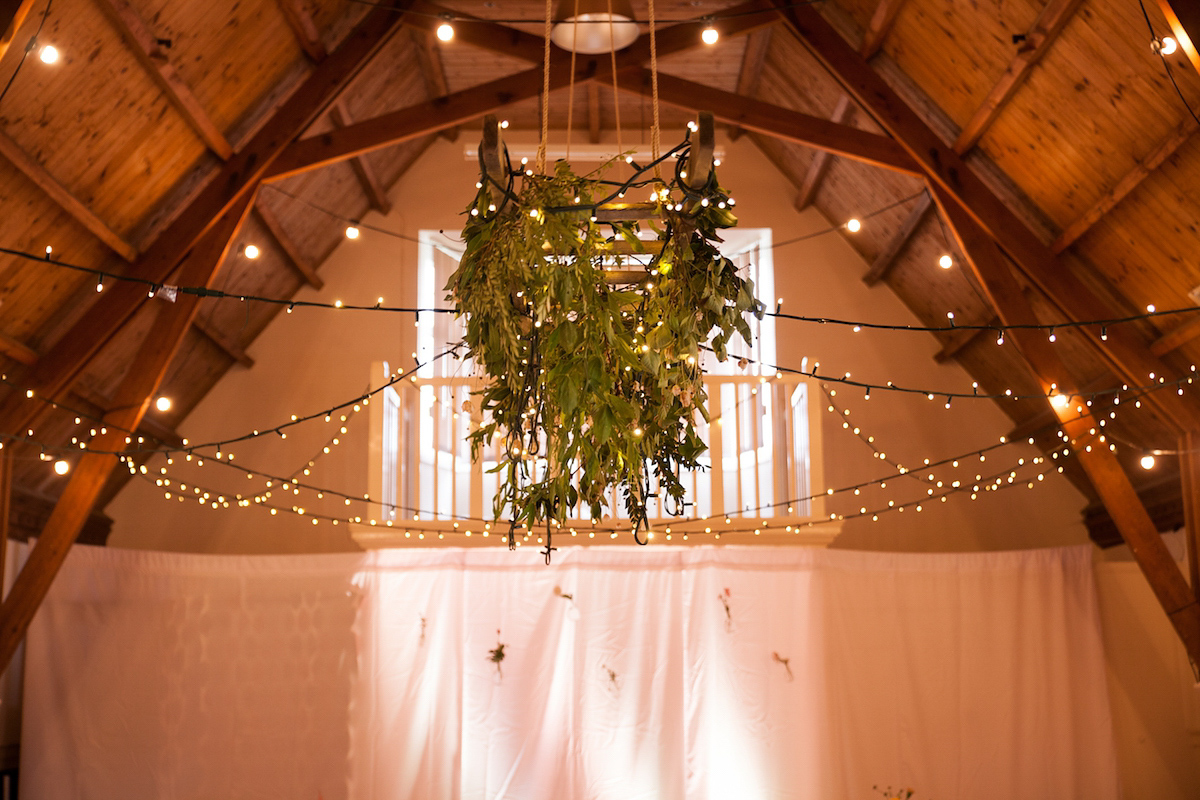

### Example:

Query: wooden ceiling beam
xmin=953 ymin=0 xmax=1084 ymax=154
xmin=406 ymin=0 xmax=545 ymax=63
xmin=192 ymin=316 xmax=254 ymax=368
xmin=0 ymin=2 xmax=414 ymax=440
xmin=586 ymin=82 xmax=601 ymax=143
xmin=934 ymin=317 xmax=993 ymax=362
xmin=728 ymin=27 xmax=773 ymax=140
xmin=94 ymin=0 xmax=233 ymax=160
xmin=1158 ymin=0 xmax=1200 ymax=79
xmin=275 ymin=0 xmax=326 ymax=62
xmin=859 ymin=0 xmax=909 ymax=59
xmin=1181 ymin=430 xmax=1200 ymax=599
xmin=934 ymin=182 xmax=1200 ymax=665
xmin=0 ymin=192 xmax=252 ymax=673
xmin=68 ymin=386 xmax=185 ymax=449
xmin=329 ymin=101 xmax=392 ymax=215
xmin=1051 ymin=117 xmax=1198 ymax=254
xmin=0 ymin=0 xmax=36 ymax=63
xmin=0 ymin=129 xmax=138 ymax=261
xmin=254 ymin=203 xmax=324 ymax=290
xmin=627 ymin=70 xmax=921 ymax=175
xmin=1151 ymin=314 xmax=1200 ymax=357
xmin=0 ymin=331 xmax=36 ymax=367
xmin=407 ymin=27 xmax=457 ymax=141
xmin=862 ymin=192 xmax=933 ymax=285
xmin=794 ymin=94 xmax=854 ymax=211
xmin=776 ymin=1 xmax=1200 ymax=433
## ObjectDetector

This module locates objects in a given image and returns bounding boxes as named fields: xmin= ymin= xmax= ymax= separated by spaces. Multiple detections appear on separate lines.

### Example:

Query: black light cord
xmin=0 ymin=0 xmax=52 ymax=109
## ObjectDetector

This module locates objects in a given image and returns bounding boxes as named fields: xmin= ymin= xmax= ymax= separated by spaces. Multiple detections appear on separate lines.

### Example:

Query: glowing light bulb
xmin=938 ymin=254 xmax=953 ymax=269
xmin=1161 ymin=36 xmax=1178 ymax=55
xmin=244 ymin=244 xmax=260 ymax=259
xmin=1050 ymin=393 xmax=1069 ymax=409
xmin=436 ymin=22 xmax=455 ymax=42
xmin=846 ymin=218 xmax=861 ymax=233
xmin=701 ymin=25 xmax=719 ymax=45
xmin=345 ymin=225 xmax=360 ymax=239
xmin=39 ymin=45 xmax=59 ymax=64
xmin=1146 ymin=303 xmax=1156 ymax=313
xmin=1140 ymin=453 xmax=1156 ymax=470
xmin=53 ymin=459 xmax=69 ymax=475
xmin=155 ymin=396 xmax=172 ymax=412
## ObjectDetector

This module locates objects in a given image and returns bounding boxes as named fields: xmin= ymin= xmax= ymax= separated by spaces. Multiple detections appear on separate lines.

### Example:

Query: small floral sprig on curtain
xmin=772 ymin=651 xmax=793 ymax=681
xmin=488 ymin=630 xmax=506 ymax=678
xmin=873 ymin=786 xmax=919 ymax=800
xmin=718 ymin=587 xmax=733 ymax=632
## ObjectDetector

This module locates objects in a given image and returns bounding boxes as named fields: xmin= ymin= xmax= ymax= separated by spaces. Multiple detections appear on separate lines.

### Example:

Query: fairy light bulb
xmin=244 ymin=244 xmax=260 ymax=259
xmin=701 ymin=25 xmax=719 ymax=45
xmin=53 ymin=459 xmax=70 ymax=475
xmin=1050 ymin=392 xmax=1069 ymax=409
xmin=436 ymin=21 xmax=455 ymax=42
xmin=155 ymin=396 xmax=172 ymax=412
xmin=938 ymin=254 xmax=953 ymax=269
xmin=345 ymin=225 xmax=360 ymax=239
xmin=845 ymin=218 xmax=861 ymax=233
xmin=39 ymin=45 xmax=59 ymax=64
xmin=1140 ymin=453 xmax=1156 ymax=470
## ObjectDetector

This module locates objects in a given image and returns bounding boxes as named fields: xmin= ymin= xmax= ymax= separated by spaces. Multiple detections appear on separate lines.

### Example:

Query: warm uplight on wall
xmin=436 ymin=21 xmax=455 ymax=42
xmin=938 ymin=254 xmax=953 ymax=269
xmin=345 ymin=225 xmax=360 ymax=239
xmin=845 ymin=218 xmax=861 ymax=233
xmin=1140 ymin=453 xmax=1156 ymax=470
xmin=155 ymin=396 xmax=172 ymax=412
xmin=39 ymin=45 xmax=59 ymax=64
xmin=53 ymin=459 xmax=69 ymax=475
xmin=244 ymin=244 xmax=260 ymax=259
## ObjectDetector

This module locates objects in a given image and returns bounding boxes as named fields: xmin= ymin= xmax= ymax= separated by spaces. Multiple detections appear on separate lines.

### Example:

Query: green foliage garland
xmin=447 ymin=152 xmax=763 ymax=545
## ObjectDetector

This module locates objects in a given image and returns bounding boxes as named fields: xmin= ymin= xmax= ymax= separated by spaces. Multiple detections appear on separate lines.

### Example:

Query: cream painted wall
xmin=99 ymin=129 xmax=1194 ymax=797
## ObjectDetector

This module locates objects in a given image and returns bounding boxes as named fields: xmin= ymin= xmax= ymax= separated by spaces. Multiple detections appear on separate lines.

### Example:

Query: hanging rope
xmin=565 ymin=0 xmax=580 ymax=161
xmin=607 ymin=0 xmax=623 ymax=158
xmin=647 ymin=0 xmax=663 ymax=182
xmin=536 ymin=0 xmax=553 ymax=173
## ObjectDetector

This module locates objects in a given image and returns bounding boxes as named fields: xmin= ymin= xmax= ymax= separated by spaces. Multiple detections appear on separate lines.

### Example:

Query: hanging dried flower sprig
xmin=447 ymin=124 xmax=762 ymax=545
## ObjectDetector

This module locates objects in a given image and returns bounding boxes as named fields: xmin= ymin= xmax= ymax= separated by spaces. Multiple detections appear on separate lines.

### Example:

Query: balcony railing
xmin=361 ymin=363 xmax=832 ymax=546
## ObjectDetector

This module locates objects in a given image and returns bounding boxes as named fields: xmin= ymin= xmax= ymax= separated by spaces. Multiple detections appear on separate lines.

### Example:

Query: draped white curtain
xmin=21 ymin=544 xmax=1119 ymax=799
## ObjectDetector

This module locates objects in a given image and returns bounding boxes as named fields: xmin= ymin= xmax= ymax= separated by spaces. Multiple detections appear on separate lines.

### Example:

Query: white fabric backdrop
xmin=21 ymin=544 xmax=1119 ymax=799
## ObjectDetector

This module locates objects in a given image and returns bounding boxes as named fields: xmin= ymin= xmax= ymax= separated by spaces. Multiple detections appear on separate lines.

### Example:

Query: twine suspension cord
xmin=648 ymin=0 xmax=662 ymax=182
xmin=608 ymin=0 xmax=623 ymax=157
xmin=565 ymin=0 xmax=580 ymax=161
xmin=537 ymin=0 xmax=553 ymax=173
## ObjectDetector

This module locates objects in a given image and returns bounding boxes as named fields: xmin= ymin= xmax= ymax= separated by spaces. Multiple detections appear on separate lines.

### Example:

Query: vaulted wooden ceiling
xmin=1 ymin=0 xmax=1200 ymax=665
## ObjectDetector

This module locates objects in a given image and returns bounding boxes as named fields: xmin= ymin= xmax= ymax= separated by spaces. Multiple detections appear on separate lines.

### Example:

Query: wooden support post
xmin=0 ymin=332 xmax=36 ymax=366
xmin=0 ymin=450 xmax=9 ymax=598
xmin=1051 ymin=117 xmax=1198 ymax=254
xmin=728 ymin=27 xmax=773 ymax=140
xmin=95 ymin=0 xmax=234 ymax=159
xmin=793 ymin=94 xmax=853 ymax=211
xmin=933 ymin=181 xmax=1200 ymax=665
xmin=275 ymin=0 xmax=327 ymax=62
xmin=0 ymin=129 xmax=138 ymax=261
xmin=862 ymin=192 xmax=931 ymax=285
xmin=859 ymin=0 xmax=909 ymax=59
xmin=329 ymin=101 xmax=393 ymax=215
xmin=952 ymin=0 xmax=1084 ymax=154
xmin=1182 ymin=431 xmax=1200 ymax=597
xmin=192 ymin=317 xmax=255 ymax=368
xmin=0 ymin=193 xmax=252 ymax=673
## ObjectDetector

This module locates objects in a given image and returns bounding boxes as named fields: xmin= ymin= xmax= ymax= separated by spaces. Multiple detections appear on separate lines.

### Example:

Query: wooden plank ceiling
xmin=1 ymin=0 xmax=1198 ymax=550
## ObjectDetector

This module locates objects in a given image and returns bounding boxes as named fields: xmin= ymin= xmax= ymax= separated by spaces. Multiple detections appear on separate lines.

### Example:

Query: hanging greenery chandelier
xmin=447 ymin=113 xmax=763 ymax=550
